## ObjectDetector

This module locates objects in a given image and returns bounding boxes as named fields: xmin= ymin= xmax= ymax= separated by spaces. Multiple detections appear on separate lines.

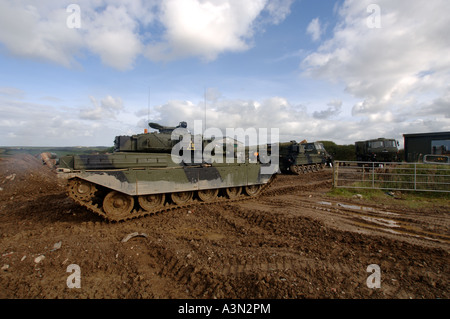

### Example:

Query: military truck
xmin=57 ymin=122 xmax=276 ymax=222
xmin=278 ymin=141 xmax=333 ymax=174
xmin=355 ymin=138 xmax=399 ymax=162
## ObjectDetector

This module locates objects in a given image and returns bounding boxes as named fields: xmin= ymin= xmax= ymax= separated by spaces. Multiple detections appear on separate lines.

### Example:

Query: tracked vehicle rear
xmin=278 ymin=141 xmax=333 ymax=175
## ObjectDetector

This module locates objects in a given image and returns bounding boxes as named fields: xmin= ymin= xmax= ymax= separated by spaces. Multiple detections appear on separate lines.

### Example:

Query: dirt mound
xmin=0 ymin=154 xmax=64 ymax=202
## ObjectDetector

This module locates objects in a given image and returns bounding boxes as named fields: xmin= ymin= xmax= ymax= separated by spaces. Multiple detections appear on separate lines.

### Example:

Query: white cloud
xmin=301 ymin=0 xmax=450 ymax=133
xmin=142 ymin=94 xmax=352 ymax=144
xmin=263 ymin=0 xmax=294 ymax=25
xmin=313 ymin=99 xmax=342 ymax=119
xmin=0 ymin=0 xmax=293 ymax=68
xmin=0 ymin=87 xmax=25 ymax=98
xmin=4 ymin=0 xmax=449 ymax=147
xmin=83 ymin=4 xmax=144 ymax=70
xmin=0 ymin=91 xmax=135 ymax=146
xmin=306 ymin=17 xmax=323 ymax=42
xmin=0 ymin=98 xmax=82 ymax=145
xmin=1 ymin=84 xmax=443 ymax=147
xmin=80 ymin=95 xmax=124 ymax=120
xmin=0 ymin=1 xmax=83 ymax=67
xmin=145 ymin=0 xmax=268 ymax=61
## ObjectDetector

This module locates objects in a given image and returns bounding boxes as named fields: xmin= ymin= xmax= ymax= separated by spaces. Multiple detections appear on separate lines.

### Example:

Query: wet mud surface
xmin=0 ymin=155 xmax=448 ymax=299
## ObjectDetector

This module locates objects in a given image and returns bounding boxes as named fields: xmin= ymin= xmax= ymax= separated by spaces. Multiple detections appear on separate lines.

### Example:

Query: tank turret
xmin=114 ymin=121 xmax=189 ymax=153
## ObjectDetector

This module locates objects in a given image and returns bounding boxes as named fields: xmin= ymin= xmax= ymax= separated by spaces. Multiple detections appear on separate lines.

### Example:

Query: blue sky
xmin=0 ymin=0 xmax=449 ymax=147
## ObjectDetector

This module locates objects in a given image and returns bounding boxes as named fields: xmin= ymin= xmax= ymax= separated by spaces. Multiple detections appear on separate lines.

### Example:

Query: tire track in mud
xmin=237 ymin=171 xmax=449 ymax=250
xmin=260 ymin=195 xmax=450 ymax=250
xmin=151 ymin=203 xmax=448 ymax=299
xmin=146 ymin=201 xmax=366 ymax=298
xmin=154 ymin=242 xmax=361 ymax=298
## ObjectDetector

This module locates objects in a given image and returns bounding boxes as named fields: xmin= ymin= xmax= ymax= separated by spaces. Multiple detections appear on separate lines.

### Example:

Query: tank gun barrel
xmin=149 ymin=121 xmax=187 ymax=133
xmin=148 ymin=122 xmax=165 ymax=131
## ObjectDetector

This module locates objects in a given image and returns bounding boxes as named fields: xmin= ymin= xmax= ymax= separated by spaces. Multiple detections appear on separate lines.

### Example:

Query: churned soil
xmin=0 ymin=154 xmax=448 ymax=299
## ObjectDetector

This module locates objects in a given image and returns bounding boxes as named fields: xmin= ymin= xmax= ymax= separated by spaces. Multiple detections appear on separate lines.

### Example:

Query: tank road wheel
xmin=68 ymin=179 xmax=97 ymax=201
xmin=226 ymin=187 xmax=242 ymax=199
xmin=245 ymin=184 xmax=262 ymax=197
xmin=198 ymin=189 xmax=219 ymax=202
xmin=103 ymin=191 xmax=134 ymax=220
xmin=138 ymin=194 xmax=165 ymax=211
xmin=171 ymin=191 xmax=194 ymax=205
xmin=289 ymin=165 xmax=300 ymax=175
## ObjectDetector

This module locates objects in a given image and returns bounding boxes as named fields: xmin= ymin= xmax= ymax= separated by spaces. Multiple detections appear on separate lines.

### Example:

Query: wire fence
xmin=333 ymin=161 xmax=450 ymax=193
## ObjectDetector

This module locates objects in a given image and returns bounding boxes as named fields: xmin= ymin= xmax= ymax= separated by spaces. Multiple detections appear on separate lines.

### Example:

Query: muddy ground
xmin=0 ymin=154 xmax=448 ymax=300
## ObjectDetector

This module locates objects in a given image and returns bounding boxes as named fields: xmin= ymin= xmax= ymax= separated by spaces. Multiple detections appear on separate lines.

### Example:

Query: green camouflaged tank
xmin=278 ymin=141 xmax=333 ymax=174
xmin=58 ymin=122 xmax=275 ymax=221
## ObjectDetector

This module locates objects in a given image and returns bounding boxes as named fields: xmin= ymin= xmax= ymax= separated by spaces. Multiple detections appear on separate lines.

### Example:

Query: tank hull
xmin=58 ymin=152 xmax=274 ymax=221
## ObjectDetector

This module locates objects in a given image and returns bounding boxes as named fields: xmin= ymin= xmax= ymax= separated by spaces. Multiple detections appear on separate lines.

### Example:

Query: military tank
xmin=57 ymin=122 xmax=275 ymax=222
xmin=278 ymin=141 xmax=333 ymax=175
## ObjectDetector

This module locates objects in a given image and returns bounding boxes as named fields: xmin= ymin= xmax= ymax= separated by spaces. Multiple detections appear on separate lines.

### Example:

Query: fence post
xmin=372 ymin=162 xmax=375 ymax=188
xmin=414 ymin=163 xmax=417 ymax=191
xmin=333 ymin=162 xmax=339 ymax=187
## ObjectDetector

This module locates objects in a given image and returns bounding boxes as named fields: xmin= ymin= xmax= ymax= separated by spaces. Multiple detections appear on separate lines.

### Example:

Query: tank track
xmin=67 ymin=175 xmax=277 ymax=222
xmin=289 ymin=163 xmax=326 ymax=175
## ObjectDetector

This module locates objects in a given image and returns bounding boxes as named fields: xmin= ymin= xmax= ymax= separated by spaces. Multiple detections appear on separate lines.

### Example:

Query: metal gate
xmin=333 ymin=161 xmax=450 ymax=193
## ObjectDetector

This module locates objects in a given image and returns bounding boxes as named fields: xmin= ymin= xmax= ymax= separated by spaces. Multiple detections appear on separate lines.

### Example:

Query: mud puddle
xmin=316 ymin=201 xmax=450 ymax=244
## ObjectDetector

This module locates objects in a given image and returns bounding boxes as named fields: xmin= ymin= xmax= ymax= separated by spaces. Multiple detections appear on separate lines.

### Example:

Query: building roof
xmin=403 ymin=131 xmax=450 ymax=138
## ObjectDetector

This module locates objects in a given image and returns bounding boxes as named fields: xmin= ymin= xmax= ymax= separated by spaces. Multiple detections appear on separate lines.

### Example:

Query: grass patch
xmin=327 ymin=187 xmax=449 ymax=211
xmin=331 ymin=163 xmax=449 ymax=211
xmin=376 ymin=164 xmax=450 ymax=192
xmin=328 ymin=187 xmax=385 ymax=200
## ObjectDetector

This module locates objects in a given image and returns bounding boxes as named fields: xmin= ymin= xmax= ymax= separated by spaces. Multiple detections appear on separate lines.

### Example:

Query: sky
xmin=0 ymin=0 xmax=449 ymax=147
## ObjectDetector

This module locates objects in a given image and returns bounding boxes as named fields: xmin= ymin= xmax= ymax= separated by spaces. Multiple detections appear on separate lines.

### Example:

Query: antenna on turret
xmin=146 ymin=86 xmax=151 ymax=133
xmin=204 ymin=87 xmax=207 ymax=134
xmin=148 ymin=87 xmax=151 ymax=124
